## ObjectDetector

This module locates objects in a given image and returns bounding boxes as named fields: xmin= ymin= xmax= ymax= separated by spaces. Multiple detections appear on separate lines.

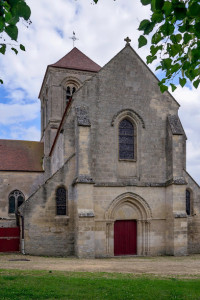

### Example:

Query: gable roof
xmin=0 ymin=140 xmax=44 ymax=172
xmin=97 ymin=44 xmax=180 ymax=107
xmin=50 ymin=47 xmax=101 ymax=72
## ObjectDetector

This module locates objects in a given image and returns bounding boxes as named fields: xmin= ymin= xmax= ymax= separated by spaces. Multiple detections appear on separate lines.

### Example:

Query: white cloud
xmin=171 ymin=85 xmax=200 ymax=183
xmin=0 ymin=102 xmax=40 ymax=125
xmin=9 ymin=125 xmax=40 ymax=141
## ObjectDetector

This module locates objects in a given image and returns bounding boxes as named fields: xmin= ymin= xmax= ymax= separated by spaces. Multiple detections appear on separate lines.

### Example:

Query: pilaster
xmin=74 ymin=106 xmax=95 ymax=258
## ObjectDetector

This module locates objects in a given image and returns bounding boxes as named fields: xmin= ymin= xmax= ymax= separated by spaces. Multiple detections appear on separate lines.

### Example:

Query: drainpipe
xmin=21 ymin=216 xmax=25 ymax=255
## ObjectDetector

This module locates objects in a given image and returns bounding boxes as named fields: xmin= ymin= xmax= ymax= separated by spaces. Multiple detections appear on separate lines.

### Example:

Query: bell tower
xmin=38 ymin=47 xmax=101 ymax=175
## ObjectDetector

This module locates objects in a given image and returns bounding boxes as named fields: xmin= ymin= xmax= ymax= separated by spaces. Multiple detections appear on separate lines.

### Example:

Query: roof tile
xmin=0 ymin=140 xmax=44 ymax=172
xmin=50 ymin=47 xmax=101 ymax=72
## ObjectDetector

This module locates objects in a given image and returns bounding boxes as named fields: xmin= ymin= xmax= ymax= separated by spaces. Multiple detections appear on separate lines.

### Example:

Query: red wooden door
xmin=114 ymin=220 xmax=137 ymax=256
xmin=0 ymin=227 xmax=20 ymax=252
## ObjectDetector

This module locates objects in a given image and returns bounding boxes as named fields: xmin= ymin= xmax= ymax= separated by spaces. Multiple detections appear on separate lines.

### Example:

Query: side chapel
xmin=0 ymin=38 xmax=200 ymax=257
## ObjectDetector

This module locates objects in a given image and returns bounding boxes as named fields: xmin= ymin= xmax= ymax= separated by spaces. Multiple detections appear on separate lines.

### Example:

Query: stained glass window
xmin=8 ymin=190 xmax=24 ymax=214
xmin=56 ymin=187 xmax=67 ymax=215
xmin=186 ymin=189 xmax=191 ymax=215
xmin=119 ymin=119 xmax=134 ymax=159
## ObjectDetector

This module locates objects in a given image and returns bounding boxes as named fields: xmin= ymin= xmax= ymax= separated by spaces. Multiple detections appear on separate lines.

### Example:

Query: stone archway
xmin=105 ymin=192 xmax=152 ymax=256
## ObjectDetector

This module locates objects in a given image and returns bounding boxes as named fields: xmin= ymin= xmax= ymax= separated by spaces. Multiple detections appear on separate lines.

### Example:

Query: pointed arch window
xmin=56 ymin=187 xmax=67 ymax=215
xmin=8 ymin=190 xmax=25 ymax=214
xmin=119 ymin=119 xmax=134 ymax=160
xmin=186 ymin=189 xmax=191 ymax=216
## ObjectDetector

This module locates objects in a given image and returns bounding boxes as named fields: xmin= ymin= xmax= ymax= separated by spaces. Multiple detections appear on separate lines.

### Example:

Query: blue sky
xmin=1 ymin=0 xmax=200 ymax=184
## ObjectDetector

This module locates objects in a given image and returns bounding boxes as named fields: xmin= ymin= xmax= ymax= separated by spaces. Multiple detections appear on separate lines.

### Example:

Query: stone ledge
xmin=54 ymin=216 xmax=69 ymax=219
xmin=166 ymin=177 xmax=187 ymax=186
xmin=72 ymin=175 xmax=95 ymax=185
xmin=173 ymin=212 xmax=187 ymax=218
xmin=78 ymin=209 xmax=95 ymax=218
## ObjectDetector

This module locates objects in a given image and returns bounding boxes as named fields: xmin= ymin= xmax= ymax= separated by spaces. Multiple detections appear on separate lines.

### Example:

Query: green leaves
xmin=183 ymin=33 xmax=192 ymax=44
xmin=138 ymin=19 xmax=151 ymax=31
xmin=170 ymin=83 xmax=177 ymax=92
xmin=138 ymin=0 xmax=200 ymax=92
xmin=163 ymin=1 xmax=172 ymax=16
xmin=150 ymin=45 xmax=162 ymax=56
xmin=188 ymin=2 xmax=200 ymax=17
xmin=179 ymin=78 xmax=186 ymax=87
xmin=20 ymin=44 xmax=25 ymax=51
xmin=151 ymin=0 xmax=164 ymax=12
xmin=159 ymin=83 xmax=168 ymax=93
xmin=174 ymin=4 xmax=187 ymax=20
xmin=147 ymin=55 xmax=157 ymax=64
xmin=12 ymin=1 xmax=31 ymax=20
xmin=11 ymin=47 xmax=18 ymax=54
xmin=138 ymin=19 xmax=155 ymax=34
xmin=5 ymin=24 xmax=18 ymax=40
xmin=141 ymin=0 xmax=151 ymax=5
xmin=138 ymin=35 xmax=147 ymax=48
xmin=160 ymin=22 xmax=174 ymax=36
xmin=152 ymin=32 xmax=162 ymax=44
xmin=193 ymin=79 xmax=200 ymax=89
xmin=0 ymin=1 xmax=31 ymax=83
xmin=0 ymin=44 xmax=6 ymax=54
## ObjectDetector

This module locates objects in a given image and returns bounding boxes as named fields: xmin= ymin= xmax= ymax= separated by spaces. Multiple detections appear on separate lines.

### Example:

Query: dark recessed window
xmin=56 ymin=187 xmax=67 ymax=215
xmin=66 ymin=86 xmax=71 ymax=101
xmin=8 ymin=190 xmax=25 ymax=214
xmin=186 ymin=189 xmax=191 ymax=216
xmin=119 ymin=119 xmax=134 ymax=159
xmin=66 ymin=86 xmax=76 ymax=102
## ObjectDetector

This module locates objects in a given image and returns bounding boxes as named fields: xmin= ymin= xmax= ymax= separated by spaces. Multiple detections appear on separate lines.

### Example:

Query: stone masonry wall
xmin=20 ymin=155 xmax=75 ymax=256
xmin=0 ymin=171 xmax=43 ymax=228
xmin=184 ymin=170 xmax=200 ymax=254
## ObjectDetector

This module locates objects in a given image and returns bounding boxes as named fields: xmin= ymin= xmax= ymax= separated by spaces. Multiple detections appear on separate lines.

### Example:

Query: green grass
xmin=1 ymin=269 xmax=200 ymax=299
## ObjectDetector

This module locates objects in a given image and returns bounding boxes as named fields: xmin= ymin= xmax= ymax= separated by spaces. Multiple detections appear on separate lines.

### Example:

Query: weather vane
xmin=69 ymin=32 xmax=79 ymax=48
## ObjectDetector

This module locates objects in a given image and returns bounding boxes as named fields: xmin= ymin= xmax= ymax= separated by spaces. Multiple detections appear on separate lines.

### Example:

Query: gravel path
xmin=1 ymin=253 xmax=200 ymax=277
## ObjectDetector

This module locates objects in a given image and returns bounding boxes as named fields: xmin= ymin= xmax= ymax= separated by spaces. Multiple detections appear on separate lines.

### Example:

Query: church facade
xmin=0 ymin=39 xmax=200 ymax=257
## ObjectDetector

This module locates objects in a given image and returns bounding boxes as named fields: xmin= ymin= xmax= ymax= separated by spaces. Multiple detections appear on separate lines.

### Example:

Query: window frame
xmin=118 ymin=117 xmax=137 ymax=161
xmin=186 ymin=189 xmax=192 ymax=216
xmin=56 ymin=186 xmax=67 ymax=216
xmin=8 ymin=190 xmax=25 ymax=214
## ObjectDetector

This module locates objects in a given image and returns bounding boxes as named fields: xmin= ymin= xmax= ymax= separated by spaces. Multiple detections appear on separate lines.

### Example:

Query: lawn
xmin=1 ymin=269 xmax=200 ymax=300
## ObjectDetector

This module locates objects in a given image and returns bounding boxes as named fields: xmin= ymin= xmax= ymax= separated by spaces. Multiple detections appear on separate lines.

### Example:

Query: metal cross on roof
xmin=124 ymin=36 xmax=131 ymax=46
xmin=69 ymin=31 xmax=79 ymax=48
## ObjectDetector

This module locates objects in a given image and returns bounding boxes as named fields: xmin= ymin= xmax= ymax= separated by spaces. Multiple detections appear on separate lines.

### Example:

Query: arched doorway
xmin=105 ymin=192 xmax=152 ymax=256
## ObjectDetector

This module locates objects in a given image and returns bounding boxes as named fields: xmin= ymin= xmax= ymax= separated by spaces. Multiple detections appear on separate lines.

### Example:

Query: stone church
xmin=0 ymin=38 xmax=200 ymax=257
